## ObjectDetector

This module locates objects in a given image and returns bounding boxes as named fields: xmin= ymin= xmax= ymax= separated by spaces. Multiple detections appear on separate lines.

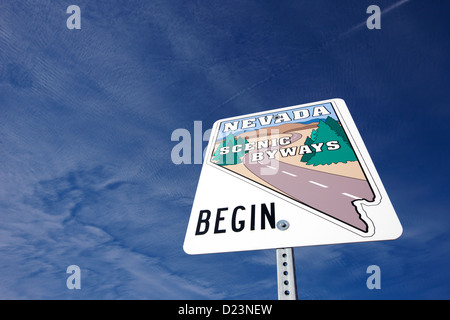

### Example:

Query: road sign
xmin=183 ymin=98 xmax=402 ymax=254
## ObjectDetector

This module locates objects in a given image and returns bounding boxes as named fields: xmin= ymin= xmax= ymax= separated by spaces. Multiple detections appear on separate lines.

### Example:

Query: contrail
xmin=384 ymin=0 xmax=411 ymax=13
xmin=209 ymin=0 xmax=412 ymax=115
xmin=344 ymin=0 xmax=411 ymax=35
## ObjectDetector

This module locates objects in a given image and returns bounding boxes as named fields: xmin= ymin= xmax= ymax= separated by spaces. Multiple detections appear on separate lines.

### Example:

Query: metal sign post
xmin=276 ymin=247 xmax=297 ymax=300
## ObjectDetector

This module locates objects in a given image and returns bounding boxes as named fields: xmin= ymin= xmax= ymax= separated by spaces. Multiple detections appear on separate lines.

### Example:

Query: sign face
xmin=184 ymin=99 xmax=402 ymax=254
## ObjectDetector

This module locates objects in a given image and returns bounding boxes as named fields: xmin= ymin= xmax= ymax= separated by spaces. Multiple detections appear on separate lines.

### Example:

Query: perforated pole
xmin=276 ymin=248 xmax=298 ymax=300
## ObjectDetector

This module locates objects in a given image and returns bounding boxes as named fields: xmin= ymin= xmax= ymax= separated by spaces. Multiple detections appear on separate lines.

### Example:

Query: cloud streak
xmin=208 ymin=0 xmax=414 ymax=114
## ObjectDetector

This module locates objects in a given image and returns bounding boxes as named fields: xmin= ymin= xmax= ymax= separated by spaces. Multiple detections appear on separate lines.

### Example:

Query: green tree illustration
xmin=212 ymin=138 xmax=227 ymax=165
xmin=325 ymin=116 xmax=347 ymax=143
xmin=236 ymin=136 xmax=247 ymax=159
xmin=300 ymin=118 xmax=357 ymax=166
xmin=212 ymin=133 xmax=247 ymax=166
xmin=310 ymin=128 xmax=318 ymax=141
xmin=300 ymin=136 xmax=316 ymax=163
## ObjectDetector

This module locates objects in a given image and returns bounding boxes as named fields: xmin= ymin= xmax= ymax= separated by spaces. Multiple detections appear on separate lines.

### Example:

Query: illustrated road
xmin=243 ymin=132 xmax=375 ymax=232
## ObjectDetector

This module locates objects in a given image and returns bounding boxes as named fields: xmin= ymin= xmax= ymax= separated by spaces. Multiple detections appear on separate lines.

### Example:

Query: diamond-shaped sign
xmin=184 ymin=99 xmax=402 ymax=254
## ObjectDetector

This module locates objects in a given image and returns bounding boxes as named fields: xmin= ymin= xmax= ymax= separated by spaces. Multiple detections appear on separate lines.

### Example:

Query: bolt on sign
xmin=183 ymin=99 xmax=402 ymax=254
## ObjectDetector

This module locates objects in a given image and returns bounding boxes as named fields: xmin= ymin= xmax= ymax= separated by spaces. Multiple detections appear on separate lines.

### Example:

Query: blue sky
xmin=0 ymin=0 xmax=449 ymax=299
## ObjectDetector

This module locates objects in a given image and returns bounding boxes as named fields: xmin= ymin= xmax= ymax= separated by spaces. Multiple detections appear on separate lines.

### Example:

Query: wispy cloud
xmin=207 ymin=0 xmax=414 ymax=114
xmin=1 ymin=165 xmax=227 ymax=299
